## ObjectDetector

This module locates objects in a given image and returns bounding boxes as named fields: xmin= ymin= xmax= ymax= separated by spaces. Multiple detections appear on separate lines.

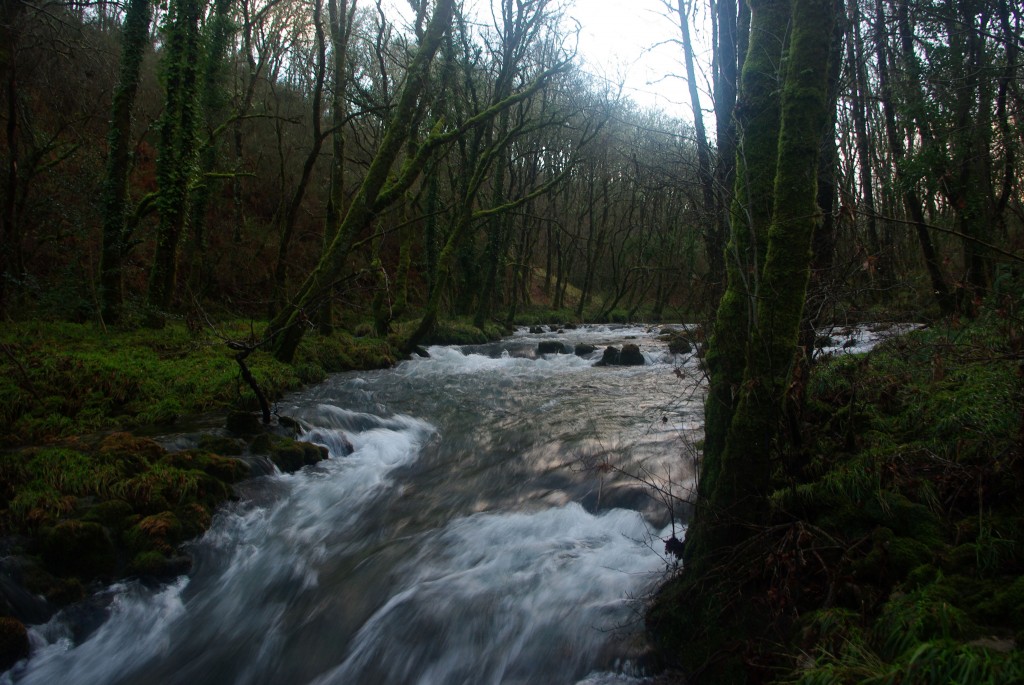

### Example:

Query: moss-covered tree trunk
xmin=694 ymin=0 xmax=788 ymax=528
xmin=146 ymin=0 xmax=203 ymax=325
xmin=98 ymin=0 xmax=153 ymax=324
xmin=656 ymin=0 xmax=838 ymax=677
xmin=709 ymin=0 xmax=837 ymax=541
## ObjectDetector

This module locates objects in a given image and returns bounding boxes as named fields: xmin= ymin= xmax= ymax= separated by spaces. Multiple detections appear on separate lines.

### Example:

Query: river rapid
xmin=6 ymin=325 xmax=707 ymax=685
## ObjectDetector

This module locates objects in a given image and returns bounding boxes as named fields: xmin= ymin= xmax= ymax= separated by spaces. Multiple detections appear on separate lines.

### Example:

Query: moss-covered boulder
xmin=40 ymin=520 xmax=117 ymax=580
xmin=0 ymin=616 xmax=30 ymax=671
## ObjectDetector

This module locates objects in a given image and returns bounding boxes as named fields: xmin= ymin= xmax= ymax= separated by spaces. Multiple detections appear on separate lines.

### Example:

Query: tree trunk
xmin=272 ymin=0 xmax=328 ymax=315
xmin=146 ymin=0 xmax=203 ymax=325
xmin=717 ymin=0 xmax=835 ymax=539
xmin=318 ymin=0 xmax=358 ymax=334
xmin=698 ymin=0 xmax=789 ymax=508
xmin=99 ymin=0 xmax=152 ymax=324
xmin=676 ymin=0 xmax=720 ymax=295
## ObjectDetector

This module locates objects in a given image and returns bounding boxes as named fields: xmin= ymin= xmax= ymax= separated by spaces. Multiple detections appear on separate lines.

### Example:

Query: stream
xmin=3 ymin=323 xmax=905 ymax=685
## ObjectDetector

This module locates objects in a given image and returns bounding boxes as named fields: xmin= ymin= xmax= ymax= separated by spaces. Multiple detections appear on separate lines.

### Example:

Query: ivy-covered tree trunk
xmin=146 ymin=0 xmax=203 ymax=325
xmin=99 ymin=0 xmax=152 ymax=324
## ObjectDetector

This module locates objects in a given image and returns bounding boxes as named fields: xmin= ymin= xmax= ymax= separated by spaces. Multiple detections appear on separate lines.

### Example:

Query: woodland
xmin=1 ymin=0 xmax=1024 ymax=682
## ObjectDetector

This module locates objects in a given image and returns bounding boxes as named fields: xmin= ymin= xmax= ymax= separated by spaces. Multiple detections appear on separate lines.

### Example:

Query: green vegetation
xmin=648 ymin=309 xmax=1024 ymax=683
xmin=0 ymin=320 xmax=395 ymax=446
xmin=0 ymin=317 xmax=392 ymax=645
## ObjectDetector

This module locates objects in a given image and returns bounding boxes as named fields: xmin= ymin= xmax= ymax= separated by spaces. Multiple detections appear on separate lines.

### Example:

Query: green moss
xmin=129 ymin=550 xmax=170 ymax=576
xmin=41 ymin=520 xmax=118 ymax=579
xmin=0 ymin=320 xmax=401 ymax=447
xmin=259 ymin=436 xmax=328 ymax=473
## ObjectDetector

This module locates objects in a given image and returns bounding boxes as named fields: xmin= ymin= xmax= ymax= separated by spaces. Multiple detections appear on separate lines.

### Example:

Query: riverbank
xmin=0 ymin=315 xmax=517 ymax=669
xmin=647 ymin=308 xmax=1024 ymax=682
xmin=1 ymin=321 xmax=690 ymax=683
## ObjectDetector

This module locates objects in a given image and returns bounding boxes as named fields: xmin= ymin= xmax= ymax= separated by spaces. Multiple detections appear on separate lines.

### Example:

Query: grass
xmin=0 ymin=319 xmax=395 ymax=446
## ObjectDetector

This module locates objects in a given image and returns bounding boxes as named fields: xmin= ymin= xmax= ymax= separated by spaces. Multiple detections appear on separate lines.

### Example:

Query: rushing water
xmin=6 ymin=325 xmax=703 ymax=685
xmin=2 ymin=322 xmax=910 ymax=684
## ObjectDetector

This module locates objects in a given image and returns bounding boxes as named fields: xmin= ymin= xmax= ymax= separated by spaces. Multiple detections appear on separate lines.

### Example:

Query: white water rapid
xmin=3 ymin=323 xmax=908 ymax=685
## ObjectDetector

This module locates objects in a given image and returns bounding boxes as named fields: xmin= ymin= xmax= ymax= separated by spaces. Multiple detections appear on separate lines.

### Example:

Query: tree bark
xmin=146 ymin=0 xmax=203 ymax=325
xmin=99 ymin=0 xmax=153 ymax=324
xmin=699 ymin=0 xmax=789 ymax=507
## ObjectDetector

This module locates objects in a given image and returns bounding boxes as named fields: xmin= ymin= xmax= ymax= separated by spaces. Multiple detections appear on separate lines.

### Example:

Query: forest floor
xmin=647 ymin=303 xmax=1024 ymax=683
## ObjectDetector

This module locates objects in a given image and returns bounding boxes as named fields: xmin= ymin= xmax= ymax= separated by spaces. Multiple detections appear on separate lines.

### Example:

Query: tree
xmin=99 ymin=0 xmax=154 ymax=324
xmin=657 ymin=0 xmax=839 ymax=675
xmin=146 ymin=0 xmax=204 ymax=325
xmin=267 ymin=0 xmax=457 ymax=362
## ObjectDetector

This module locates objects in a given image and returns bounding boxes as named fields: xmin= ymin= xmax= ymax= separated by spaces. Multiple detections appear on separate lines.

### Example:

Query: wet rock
xmin=537 ymin=341 xmax=569 ymax=355
xmin=226 ymin=411 xmax=265 ymax=436
xmin=595 ymin=346 xmax=620 ymax=366
xmin=596 ymin=344 xmax=645 ymax=366
xmin=41 ymin=521 xmax=117 ymax=580
xmin=0 ymin=616 xmax=30 ymax=671
xmin=529 ymin=325 xmax=545 ymax=334
xmin=253 ymin=434 xmax=330 ymax=473
xmin=660 ymin=330 xmax=694 ymax=355
xmin=619 ymin=343 xmax=645 ymax=366
xmin=574 ymin=343 xmax=597 ymax=356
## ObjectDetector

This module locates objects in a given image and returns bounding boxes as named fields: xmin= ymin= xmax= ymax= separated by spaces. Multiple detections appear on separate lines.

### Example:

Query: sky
xmin=382 ymin=0 xmax=709 ymax=120
xmin=566 ymin=0 xmax=701 ymax=118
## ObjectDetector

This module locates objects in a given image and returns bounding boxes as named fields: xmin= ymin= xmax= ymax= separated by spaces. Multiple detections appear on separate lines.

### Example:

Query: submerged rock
xmin=537 ymin=340 xmax=570 ymax=355
xmin=619 ymin=343 xmax=645 ymax=365
xmin=594 ymin=344 xmax=646 ymax=367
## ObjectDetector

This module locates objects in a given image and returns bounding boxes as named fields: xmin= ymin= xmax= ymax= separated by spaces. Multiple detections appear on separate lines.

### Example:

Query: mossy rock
xmin=976 ymin=575 xmax=1024 ymax=629
xmin=225 ymin=411 xmax=266 ymax=436
xmin=267 ymin=438 xmax=328 ymax=473
xmin=128 ymin=550 xmax=192 ymax=579
xmin=164 ymin=449 xmax=250 ymax=483
xmin=96 ymin=432 xmax=166 ymax=474
xmin=40 ymin=520 xmax=117 ymax=579
xmin=660 ymin=331 xmax=694 ymax=354
xmin=196 ymin=434 xmax=246 ymax=456
xmin=175 ymin=502 xmax=212 ymax=539
xmin=126 ymin=511 xmax=182 ymax=554
xmin=851 ymin=526 xmax=934 ymax=585
xmin=81 ymin=499 xmax=134 ymax=530
xmin=864 ymin=491 xmax=944 ymax=543
xmin=0 ymin=616 xmax=30 ymax=671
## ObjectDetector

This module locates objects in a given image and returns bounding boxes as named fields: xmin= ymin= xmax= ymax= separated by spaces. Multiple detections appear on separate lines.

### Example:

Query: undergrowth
xmin=649 ymin=303 xmax=1024 ymax=683
xmin=0 ymin=320 xmax=395 ymax=446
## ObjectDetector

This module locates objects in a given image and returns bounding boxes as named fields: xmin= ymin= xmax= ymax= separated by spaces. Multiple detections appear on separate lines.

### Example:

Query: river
xmin=4 ymin=322 xmax=907 ymax=685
